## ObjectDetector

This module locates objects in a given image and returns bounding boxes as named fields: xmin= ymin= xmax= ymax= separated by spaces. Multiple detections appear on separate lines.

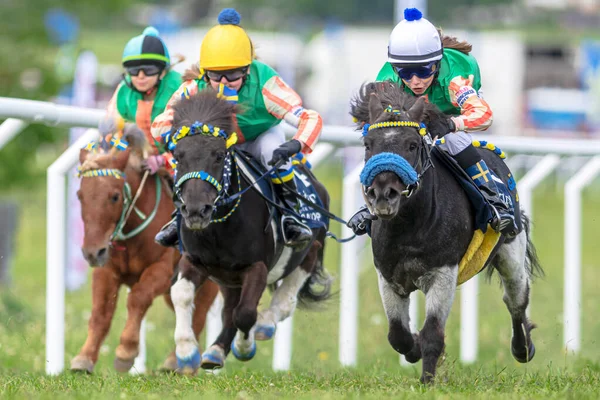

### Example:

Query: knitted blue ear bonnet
xmin=360 ymin=152 xmax=418 ymax=187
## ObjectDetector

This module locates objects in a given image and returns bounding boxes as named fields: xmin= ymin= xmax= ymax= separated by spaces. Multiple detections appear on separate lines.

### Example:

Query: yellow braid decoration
xmin=225 ymin=132 xmax=238 ymax=149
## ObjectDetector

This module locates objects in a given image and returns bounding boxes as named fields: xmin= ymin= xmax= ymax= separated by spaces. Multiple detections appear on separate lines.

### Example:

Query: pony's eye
xmin=110 ymin=193 xmax=120 ymax=203
xmin=215 ymin=153 xmax=224 ymax=163
xmin=409 ymin=143 xmax=418 ymax=152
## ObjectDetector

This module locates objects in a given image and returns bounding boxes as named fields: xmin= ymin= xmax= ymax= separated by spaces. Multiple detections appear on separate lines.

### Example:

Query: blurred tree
xmin=0 ymin=0 xmax=134 ymax=188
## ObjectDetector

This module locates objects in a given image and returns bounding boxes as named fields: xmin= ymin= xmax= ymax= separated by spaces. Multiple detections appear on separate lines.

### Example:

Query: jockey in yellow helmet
xmin=152 ymin=9 xmax=323 ymax=250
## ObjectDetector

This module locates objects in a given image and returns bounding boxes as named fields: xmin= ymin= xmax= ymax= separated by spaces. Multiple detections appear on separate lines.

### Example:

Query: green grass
xmin=2 ymin=161 xmax=600 ymax=398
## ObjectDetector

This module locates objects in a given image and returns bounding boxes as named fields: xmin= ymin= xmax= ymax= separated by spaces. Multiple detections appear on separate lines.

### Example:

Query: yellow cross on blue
xmin=110 ymin=136 xmax=129 ymax=151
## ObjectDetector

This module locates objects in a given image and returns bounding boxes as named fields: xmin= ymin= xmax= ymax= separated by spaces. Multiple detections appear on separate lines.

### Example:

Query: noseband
xmin=361 ymin=107 xmax=433 ymax=198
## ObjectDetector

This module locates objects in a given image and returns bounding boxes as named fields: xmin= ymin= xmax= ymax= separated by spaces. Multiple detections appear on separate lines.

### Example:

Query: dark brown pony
xmin=70 ymin=130 xmax=219 ymax=373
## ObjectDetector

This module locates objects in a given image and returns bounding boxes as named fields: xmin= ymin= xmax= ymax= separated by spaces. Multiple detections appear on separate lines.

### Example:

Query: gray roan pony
xmin=168 ymin=90 xmax=331 ymax=372
xmin=350 ymin=82 xmax=543 ymax=384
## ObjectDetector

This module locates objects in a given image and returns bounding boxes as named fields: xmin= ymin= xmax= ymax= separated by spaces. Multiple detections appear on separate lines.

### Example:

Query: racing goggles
xmin=393 ymin=61 xmax=438 ymax=81
xmin=205 ymin=67 xmax=248 ymax=82
xmin=126 ymin=65 xmax=162 ymax=77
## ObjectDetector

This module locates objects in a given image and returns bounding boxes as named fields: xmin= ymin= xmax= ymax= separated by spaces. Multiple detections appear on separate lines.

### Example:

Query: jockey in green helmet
xmin=99 ymin=26 xmax=182 ymax=175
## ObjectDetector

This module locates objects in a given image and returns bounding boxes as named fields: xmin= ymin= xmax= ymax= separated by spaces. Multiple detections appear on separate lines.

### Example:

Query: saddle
xmin=430 ymin=146 xmax=522 ymax=284
xmin=231 ymin=150 xmax=328 ymax=231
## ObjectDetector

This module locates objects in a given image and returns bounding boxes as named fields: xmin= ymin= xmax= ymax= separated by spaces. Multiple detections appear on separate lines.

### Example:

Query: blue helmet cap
xmin=122 ymin=26 xmax=170 ymax=68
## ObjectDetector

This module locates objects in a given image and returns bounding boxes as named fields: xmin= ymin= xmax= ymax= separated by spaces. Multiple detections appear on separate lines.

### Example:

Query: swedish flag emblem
xmin=110 ymin=136 xmax=129 ymax=151
xmin=217 ymin=84 xmax=239 ymax=104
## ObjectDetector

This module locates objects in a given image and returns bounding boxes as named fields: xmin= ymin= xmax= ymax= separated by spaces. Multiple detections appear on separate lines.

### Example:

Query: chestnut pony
xmin=70 ymin=129 xmax=218 ymax=373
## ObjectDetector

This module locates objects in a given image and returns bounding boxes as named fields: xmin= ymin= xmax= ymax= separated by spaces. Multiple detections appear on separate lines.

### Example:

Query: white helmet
xmin=387 ymin=8 xmax=442 ymax=65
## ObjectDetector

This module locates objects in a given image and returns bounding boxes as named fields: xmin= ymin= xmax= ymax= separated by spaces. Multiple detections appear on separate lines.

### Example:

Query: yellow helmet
xmin=200 ymin=9 xmax=254 ymax=71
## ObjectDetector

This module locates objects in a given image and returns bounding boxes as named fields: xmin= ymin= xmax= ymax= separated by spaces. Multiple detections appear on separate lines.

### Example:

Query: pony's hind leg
xmin=172 ymin=256 xmax=206 ymax=374
xmin=255 ymin=242 xmax=320 ymax=340
xmin=494 ymin=230 xmax=536 ymax=363
xmin=376 ymin=271 xmax=421 ymax=363
xmin=232 ymin=261 xmax=268 ymax=361
xmin=71 ymin=267 xmax=120 ymax=373
xmin=420 ymin=265 xmax=458 ymax=384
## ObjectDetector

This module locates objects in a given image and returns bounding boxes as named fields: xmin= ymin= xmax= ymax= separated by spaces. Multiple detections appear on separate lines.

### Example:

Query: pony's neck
xmin=121 ymin=166 xmax=157 ymax=233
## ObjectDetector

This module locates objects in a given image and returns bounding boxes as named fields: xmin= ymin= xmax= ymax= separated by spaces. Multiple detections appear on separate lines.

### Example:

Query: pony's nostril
xmin=97 ymin=248 xmax=107 ymax=259
xmin=180 ymin=204 xmax=187 ymax=213
xmin=366 ymin=188 xmax=376 ymax=200
xmin=199 ymin=204 xmax=213 ymax=218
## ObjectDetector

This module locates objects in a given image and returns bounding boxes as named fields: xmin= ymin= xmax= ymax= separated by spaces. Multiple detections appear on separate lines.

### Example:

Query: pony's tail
xmin=522 ymin=213 xmax=545 ymax=280
xmin=297 ymin=238 xmax=333 ymax=307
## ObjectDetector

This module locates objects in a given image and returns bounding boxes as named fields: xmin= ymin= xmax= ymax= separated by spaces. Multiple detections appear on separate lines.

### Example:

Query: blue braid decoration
xmin=360 ymin=152 xmax=418 ymax=187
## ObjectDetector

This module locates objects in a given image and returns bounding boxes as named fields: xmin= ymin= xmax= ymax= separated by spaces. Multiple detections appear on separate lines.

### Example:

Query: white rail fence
xmin=1 ymin=97 xmax=599 ymax=374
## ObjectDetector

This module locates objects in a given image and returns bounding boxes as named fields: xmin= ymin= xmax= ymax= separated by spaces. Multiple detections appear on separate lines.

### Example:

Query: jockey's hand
xmin=98 ymin=115 xmax=124 ymax=135
xmin=427 ymin=116 xmax=456 ymax=138
xmin=268 ymin=139 xmax=302 ymax=167
xmin=142 ymin=155 xmax=165 ymax=175
xmin=347 ymin=205 xmax=378 ymax=236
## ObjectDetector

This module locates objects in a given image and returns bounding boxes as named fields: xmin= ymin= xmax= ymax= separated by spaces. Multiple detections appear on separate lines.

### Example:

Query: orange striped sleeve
xmin=448 ymin=75 xmax=493 ymax=132
xmin=262 ymin=76 xmax=322 ymax=153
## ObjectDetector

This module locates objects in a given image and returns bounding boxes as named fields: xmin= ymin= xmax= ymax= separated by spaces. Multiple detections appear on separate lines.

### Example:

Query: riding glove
xmin=269 ymin=139 xmax=302 ymax=166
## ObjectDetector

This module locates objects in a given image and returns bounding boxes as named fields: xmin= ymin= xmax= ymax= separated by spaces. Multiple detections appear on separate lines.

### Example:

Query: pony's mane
xmin=171 ymin=90 xmax=237 ymax=134
xmin=350 ymin=81 xmax=446 ymax=127
xmin=78 ymin=127 xmax=150 ymax=174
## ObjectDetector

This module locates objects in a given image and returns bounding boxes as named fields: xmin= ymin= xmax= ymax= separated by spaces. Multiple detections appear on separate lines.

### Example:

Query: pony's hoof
xmin=159 ymin=352 xmax=178 ymax=372
xmin=201 ymin=346 xmax=226 ymax=370
xmin=231 ymin=340 xmax=256 ymax=362
xmin=512 ymin=340 xmax=536 ymax=363
xmin=70 ymin=355 xmax=94 ymax=374
xmin=176 ymin=347 xmax=201 ymax=374
xmin=114 ymin=357 xmax=135 ymax=373
xmin=254 ymin=324 xmax=276 ymax=341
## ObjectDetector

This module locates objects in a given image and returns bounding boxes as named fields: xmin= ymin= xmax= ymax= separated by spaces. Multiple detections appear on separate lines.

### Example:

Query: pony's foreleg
xmin=201 ymin=286 xmax=240 ymax=370
xmin=494 ymin=230 xmax=536 ymax=363
xmin=71 ymin=267 xmax=120 ymax=373
xmin=255 ymin=242 xmax=319 ymax=340
xmin=231 ymin=261 xmax=268 ymax=361
xmin=376 ymin=271 xmax=420 ymax=363
xmin=115 ymin=254 xmax=174 ymax=373
xmin=420 ymin=265 xmax=458 ymax=384
xmin=172 ymin=256 xmax=206 ymax=374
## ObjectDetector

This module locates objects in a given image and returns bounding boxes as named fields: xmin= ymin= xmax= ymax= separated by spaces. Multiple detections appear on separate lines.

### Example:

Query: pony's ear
xmin=79 ymin=149 xmax=89 ymax=164
xmin=368 ymin=94 xmax=384 ymax=123
xmin=407 ymin=97 xmax=426 ymax=122
xmin=112 ymin=148 xmax=131 ymax=171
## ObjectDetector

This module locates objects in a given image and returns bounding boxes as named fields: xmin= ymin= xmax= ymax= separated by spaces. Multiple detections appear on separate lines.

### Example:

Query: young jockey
xmin=99 ymin=27 xmax=181 ymax=174
xmin=152 ymin=8 xmax=323 ymax=250
xmin=348 ymin=8 xmax=518 ymax=238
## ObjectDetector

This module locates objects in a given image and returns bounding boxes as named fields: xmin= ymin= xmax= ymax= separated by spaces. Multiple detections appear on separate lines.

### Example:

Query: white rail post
xmin=46 ymin=129 xmax=100 ymax=375
xmin=338 ymin=163 xmax=364 ymax=367
xmin=0 ymin=118 xmax=28 ymax=149
xmin=564 ymin=156 xmax=600 ymax=354
xmin=518 ymin=154 xmax=561 ymax=221
xmin=400 ymin=292 xmax=419 ymax=366
xmin=271 ymin=143 xmax=337 ymax=371
xmin=460 ymin=276 xmax=479 ymax=363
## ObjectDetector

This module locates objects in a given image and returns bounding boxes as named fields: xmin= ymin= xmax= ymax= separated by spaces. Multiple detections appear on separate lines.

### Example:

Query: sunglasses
xmin=126 ymin=65 xmax=162 ymax=77
xmin=205 ymin=68 xmax=248 ymax=82
xmin=394 ymin=62 xmax=437 ymax=81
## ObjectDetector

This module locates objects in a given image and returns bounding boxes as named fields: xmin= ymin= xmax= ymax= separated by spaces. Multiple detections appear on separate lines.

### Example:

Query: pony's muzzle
xmin=368 ymin=173 xmax=402 ymax=219
xmin=82 ymin=246 xmax=109 ymax=267
xmin=181 ymin=203 xmax=213 ymax=230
